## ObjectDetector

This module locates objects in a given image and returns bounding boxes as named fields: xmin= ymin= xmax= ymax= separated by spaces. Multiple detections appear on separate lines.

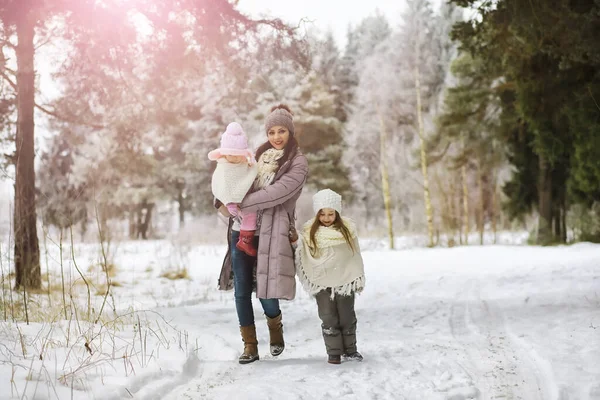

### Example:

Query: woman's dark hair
xmin=255 ymin=104 xmax=298 ymax=167
xmin=308 ymin=210 xmax=356 ymax=257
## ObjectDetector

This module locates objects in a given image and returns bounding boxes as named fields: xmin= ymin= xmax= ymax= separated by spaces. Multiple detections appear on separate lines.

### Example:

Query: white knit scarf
xmin=296 ymin=218 xmax=366 ymax=299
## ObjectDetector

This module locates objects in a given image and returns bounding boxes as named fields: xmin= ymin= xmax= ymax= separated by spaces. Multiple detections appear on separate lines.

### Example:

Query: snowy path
xmin=134 ymin=244 xmax=600 ymax=400
xmin=448 ymin=279 xmax=551 ymax=400
xmin=3 ymin=239 xmax=598 ymax=400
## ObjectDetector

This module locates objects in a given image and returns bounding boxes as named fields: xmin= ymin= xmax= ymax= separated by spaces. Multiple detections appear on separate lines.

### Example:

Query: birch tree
xmin=398 ymin=0 xmax=441 ymax=247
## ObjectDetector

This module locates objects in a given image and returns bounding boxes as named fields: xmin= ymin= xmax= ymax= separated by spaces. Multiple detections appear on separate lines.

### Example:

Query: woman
xmin=216 ymin=104 xmax=309 ymax=364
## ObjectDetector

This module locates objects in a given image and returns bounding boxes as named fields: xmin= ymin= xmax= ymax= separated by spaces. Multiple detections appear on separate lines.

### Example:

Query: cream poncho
xmin=295 ymin=218 xmax=365 ymax=298
xmin=211 ymin=159 xmax=258 ymax=204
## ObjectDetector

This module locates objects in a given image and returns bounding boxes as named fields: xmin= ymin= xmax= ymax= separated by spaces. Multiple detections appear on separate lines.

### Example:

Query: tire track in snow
xmin=448 ymin=280 xmax=555 ymax=400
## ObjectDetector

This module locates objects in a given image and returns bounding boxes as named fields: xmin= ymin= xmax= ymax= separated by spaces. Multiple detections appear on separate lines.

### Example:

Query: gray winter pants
xmin=315 ymin=289 xmax=357 ymax=356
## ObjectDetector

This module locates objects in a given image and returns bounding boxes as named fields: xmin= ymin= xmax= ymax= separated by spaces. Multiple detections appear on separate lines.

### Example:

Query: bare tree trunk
xmin=450 ymin=171 xmax=459 ymax=245
xmin=461 ymin=164 xmax=469 ymax=245
xmin=414 ymin=62 xmax=434 ymax=247
xmin=477 ymin=162 xmax=485 ymax=245
xmin=128 ymin=205 xmax=136 ymax=239
xmin=491 ymin=176 xmax=498 ymax=244
xmin=99 ymin=203 xmax=109 ymax=243
xmin=137 ymin=200 xmax=154 ymax=240
xmin=561 ymin=194 xmax=567 ymax=243
xmin=14 ymin=8 xmax=41 ymax=290
xmin=79 ymin=208 xmax=88 ymax=242
xmin=537 ymin=155 xmax=553 ymax=245
xmin=434 ymin=169 xmax=455 ymax=246
xmin=456 ymin=171 xmax=463 ymax=245
xmin=177 ymin=190 xmax=185 ymax=229
xmin=377 ymin=105 xmax=394 ymax=250
xmin=553 ymin=205 xmax=561 ymax=240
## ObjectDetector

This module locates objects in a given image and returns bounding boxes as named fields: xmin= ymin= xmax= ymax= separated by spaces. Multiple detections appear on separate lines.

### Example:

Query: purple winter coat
xmin=217 ymin=149 xmax=308 ymax=300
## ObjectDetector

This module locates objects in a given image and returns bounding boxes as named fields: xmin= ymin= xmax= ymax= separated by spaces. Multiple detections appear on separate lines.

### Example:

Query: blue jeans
xmin=231 ymin=230 xmax=280 ymax=326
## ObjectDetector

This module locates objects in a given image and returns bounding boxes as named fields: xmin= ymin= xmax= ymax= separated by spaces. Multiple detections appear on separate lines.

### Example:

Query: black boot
xmin=343 ymin=351 xmax=363 ymax=362
xmin=328 ymin=355 xmax=341 ymax=364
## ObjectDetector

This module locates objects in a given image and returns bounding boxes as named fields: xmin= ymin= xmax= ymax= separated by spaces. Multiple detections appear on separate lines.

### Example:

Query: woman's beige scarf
xmin=248 ymin=148 xmax=285 ymax=232
xmin=295 ymin=218 xmax=365 ymax=298
xmin=252 ymin=148 xmax=285 ymax=190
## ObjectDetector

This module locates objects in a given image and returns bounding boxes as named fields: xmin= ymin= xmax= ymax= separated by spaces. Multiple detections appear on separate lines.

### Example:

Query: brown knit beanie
xmin=264 ymin=107 xmax=295 ymax=136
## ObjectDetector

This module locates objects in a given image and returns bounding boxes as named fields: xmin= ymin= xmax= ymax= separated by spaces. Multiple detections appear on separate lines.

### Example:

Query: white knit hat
xmin=313 ymin=189 xmax=342 ymax=214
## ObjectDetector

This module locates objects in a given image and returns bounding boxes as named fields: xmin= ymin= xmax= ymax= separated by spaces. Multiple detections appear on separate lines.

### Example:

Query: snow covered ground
xmin=0 ymin=234 xmax=599 ymax=400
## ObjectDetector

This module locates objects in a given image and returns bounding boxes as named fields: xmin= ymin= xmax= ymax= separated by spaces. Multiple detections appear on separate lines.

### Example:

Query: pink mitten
xmin=226 ymin=203 xmax=239 ymax=217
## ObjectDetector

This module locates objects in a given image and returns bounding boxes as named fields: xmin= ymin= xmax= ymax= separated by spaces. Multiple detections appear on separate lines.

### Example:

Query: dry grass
xmin=87 ymin=262 xmax=118 ymax=277
xmin=159 ymin=268 xmax=190 ymax=281
xmin=95 ymin=281 xmax=123 ymax=296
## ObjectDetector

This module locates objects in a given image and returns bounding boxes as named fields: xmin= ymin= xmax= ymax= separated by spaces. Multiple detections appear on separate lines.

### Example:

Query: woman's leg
xmin=261 ymin=298 xmax=284 ymax=356
xmin=231 ymin=230 xmax=260 ymax=364
xmin=231 ymin=230 xmax=256 ymax=326
xmin=259 ymin=298 xmax=280 ymax=319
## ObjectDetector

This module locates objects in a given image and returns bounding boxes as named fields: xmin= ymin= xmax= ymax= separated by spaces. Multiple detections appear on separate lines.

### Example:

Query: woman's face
xmin=318 ymin=208 xmax=337 ymax=227
xmin=267 ymin=125 xmax=290 ymax=150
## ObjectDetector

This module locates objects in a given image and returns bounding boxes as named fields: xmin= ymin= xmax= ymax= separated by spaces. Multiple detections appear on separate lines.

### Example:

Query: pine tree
xmin=450 ymin=0 xmax=600 ymax=244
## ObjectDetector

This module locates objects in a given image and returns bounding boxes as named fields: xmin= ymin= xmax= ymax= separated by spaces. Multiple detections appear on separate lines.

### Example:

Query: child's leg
xmin=315 ymin=290 xmax=343 ymax=356
xmin=337 ymin=293 xmax=358 ymax=355
xmin=239 ymin=211 xmax=257 ymax=231
xmin=236 ymin=210 xmax=257 ymax=257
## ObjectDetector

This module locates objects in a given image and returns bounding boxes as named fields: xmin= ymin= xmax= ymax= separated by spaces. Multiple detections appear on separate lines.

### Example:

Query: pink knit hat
xmin=207 ymin=122 xmax=254 ymax=161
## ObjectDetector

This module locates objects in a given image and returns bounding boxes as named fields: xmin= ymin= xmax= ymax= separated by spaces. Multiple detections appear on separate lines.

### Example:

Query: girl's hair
xmin=309 ymin=210 xmax=356 ymax=256
xmin=255 ymin=104 xmax=299 ymax=168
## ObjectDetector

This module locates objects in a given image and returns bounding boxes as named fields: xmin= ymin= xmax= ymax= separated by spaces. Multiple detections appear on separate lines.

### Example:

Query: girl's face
xmin=267 ymin=125 xmax=290 ymax=150
xmin=318 ymin=208 xmax=336 ymax=227
xmin=224 ymin=155 xmax=246 ymax=164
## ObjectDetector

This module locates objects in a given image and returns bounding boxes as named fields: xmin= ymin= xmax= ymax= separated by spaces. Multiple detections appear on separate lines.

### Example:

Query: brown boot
xmin=239 ymin=325 xmax=259 ymax=364
xmin=266 ymin=313 xmax=285 ymax=356
xmin=236 ymin=230 xmax=257 ymax=257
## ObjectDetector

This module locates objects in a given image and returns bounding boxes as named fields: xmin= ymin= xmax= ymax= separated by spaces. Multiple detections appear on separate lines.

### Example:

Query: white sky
xmin=237 ymin=0 xmax=407 ymax=49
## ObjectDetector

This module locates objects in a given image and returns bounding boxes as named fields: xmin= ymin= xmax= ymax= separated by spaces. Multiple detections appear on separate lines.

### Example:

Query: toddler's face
xmin=224 ymin=155 xmax=247 ymax=163
xmin=318 ymin=208 xmax=336 ymax=227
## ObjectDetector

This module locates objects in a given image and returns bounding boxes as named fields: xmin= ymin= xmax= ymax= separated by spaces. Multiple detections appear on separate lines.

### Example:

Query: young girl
xmin=208 ymin=122 xmax=259 ymax=257
xmin=295 ymin=189 xmax=366 ymax=364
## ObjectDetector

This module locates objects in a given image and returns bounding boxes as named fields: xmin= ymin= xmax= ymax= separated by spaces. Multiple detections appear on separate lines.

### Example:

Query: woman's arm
xmin=240 ymin=155 xmax=308 ymax=213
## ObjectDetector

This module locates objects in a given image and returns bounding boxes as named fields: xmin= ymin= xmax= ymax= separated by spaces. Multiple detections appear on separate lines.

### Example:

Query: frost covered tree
xmin=292 ymin=71 xmax=350 ymax=196
xmin=343 ymin=0 xmax=467 ymax=246
xmin=36 ymin=1 xmax=307 ymax=243
xmin=37 ymin=125 xmax=88 ymax=234
xmin=341 ymin=13 xmax=395 ymax=222
xmin=335 ymin=11 xmax=391 ymax=123
xmin=399 ymin=0 xmax=445 ymax=247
